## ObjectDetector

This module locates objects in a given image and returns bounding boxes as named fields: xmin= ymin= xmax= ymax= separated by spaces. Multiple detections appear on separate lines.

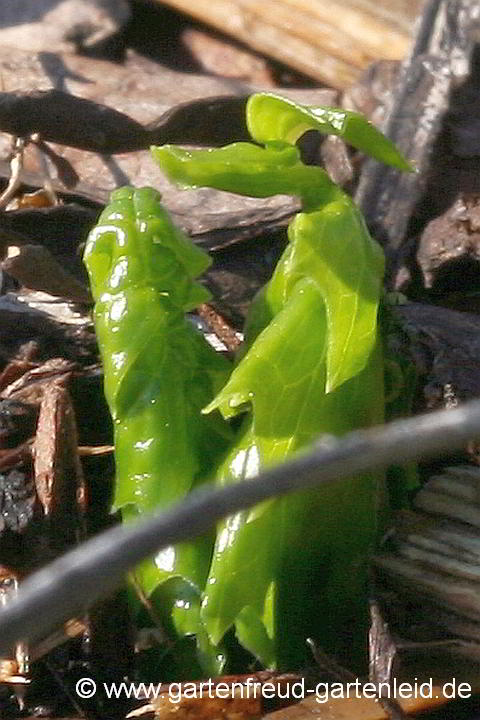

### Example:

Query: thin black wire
xmin=1 ymin=399 xmax=480 ymax=654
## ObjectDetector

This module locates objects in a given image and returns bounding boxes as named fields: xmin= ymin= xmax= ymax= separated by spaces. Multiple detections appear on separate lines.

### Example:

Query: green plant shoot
xmin=246 ymin=93 xmax=412 ymax=170
xmin=150 ymin=93 xmax=410 ymax=669
xmin=83 ymin=187 xmax=233 ymax=674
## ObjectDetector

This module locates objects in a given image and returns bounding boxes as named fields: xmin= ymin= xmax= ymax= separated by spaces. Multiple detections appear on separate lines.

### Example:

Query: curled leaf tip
xmin=247 ymin=92 xmax=412 ymax=172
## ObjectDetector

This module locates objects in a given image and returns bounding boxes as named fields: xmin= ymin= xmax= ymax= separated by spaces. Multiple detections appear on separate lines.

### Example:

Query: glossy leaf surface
xmin=84 ymin=93 xmax=410 ymax=672
xmin=151 ymin=93 xmax=396 ymax=667
xmin=153 ymin=143 xmax=383 ymax=392
xmin=247 ymin=93 xmax=413 ymax=171
xmin=151 ymin=141 xmax=339 ymax=210
xmin=84 ymin=187 xmax=232 ymax=674
xmin=201 ymin=228 xmax=385 ymax=669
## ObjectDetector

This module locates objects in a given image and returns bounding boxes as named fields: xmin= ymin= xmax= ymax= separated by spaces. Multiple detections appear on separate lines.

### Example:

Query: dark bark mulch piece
xmin=0 ymin=297 xmax=96 ymax=368
xmin=356 ymin=0 xmax=480 ymax=289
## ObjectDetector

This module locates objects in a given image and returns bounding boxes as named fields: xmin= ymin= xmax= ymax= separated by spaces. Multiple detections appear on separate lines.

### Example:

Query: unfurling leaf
xmin=84 ymin=186 xmax=233 ymax=675
xmin=246 ymin=93 xmax=414 ymax=172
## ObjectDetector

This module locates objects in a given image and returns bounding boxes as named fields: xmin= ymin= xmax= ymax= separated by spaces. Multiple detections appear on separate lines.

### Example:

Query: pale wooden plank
xmin=153 ymin=0 xmax=420 ymax=88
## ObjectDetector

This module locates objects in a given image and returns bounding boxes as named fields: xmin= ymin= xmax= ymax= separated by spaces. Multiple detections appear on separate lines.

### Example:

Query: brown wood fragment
xmin=153 ymin=0 xmax=414 ymax=89
xmin=0 ymin=0 xmax=130 ymax=55
xmin=415 ymin=194 xmax=480 ymax=299
xmin=130 ymin=694 xmax=261 ymax=720
xmin=8 ymin=188 xmax=57 ymax=210
xmin=77 ymin=444 xmax=113 ymax=456
xmin=197 ymin=303 xmax=242 ymax=352
xmin=33 ymin=379 xmax=86 ymax=518
xmin=0 ymin=443 xmax=33 ymax=472
xmin=0 ymin=362 xmax=37 ymax=395
xmin=391 ymin=302 xmax=480 ymax=410
xmin=356 ymin=0 xmax=480 ymax=284
xmin=0 ymin=204 xmax=99 ymax=262
xmin=2 ymin=359 xmax=76 ymax=403
xmin=0 ymin=375 xmax=93 ymax=697
xmin=129 ymin=672 xmax=301 ymax=720
xmin=0 ymin=295 xmax=96 ymax=369
xmin=0 ymin=90 xmax=150 ymax=154
xmin=182 ymin=28 xmax=275 ymax=85
xmin=0 ymin=47 xmax=338 ymax=240
xmin=3 ymin=245 xmax=92 ymax=303
xmin=369 ymin=601 xmax=398 ymax=688
xmin=376 ymin=467 xmax=480 ymax=630
xmin=263 ymin=690 xmax=453 ymax=720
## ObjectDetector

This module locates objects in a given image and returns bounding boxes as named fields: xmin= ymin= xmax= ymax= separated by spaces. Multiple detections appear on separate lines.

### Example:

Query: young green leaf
xmin=83 ymin=186 xmax=233 ymax=674
xmin=246 ymin=93 xmax=413 ymax=172
xmin=151 ymin=93 xmax=396 ymax=667
xmin=202 ymin=278 xmax=385 ymax=668
xmin=286 ymin=199 xmax=384 ymax=392
xmin=87 ymin=93 xmax=409 ymax=673
xmin=151 ymin=141 xmax=339 ymax=210
xmin=153 ymin=143 xmax=383 ymax=392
